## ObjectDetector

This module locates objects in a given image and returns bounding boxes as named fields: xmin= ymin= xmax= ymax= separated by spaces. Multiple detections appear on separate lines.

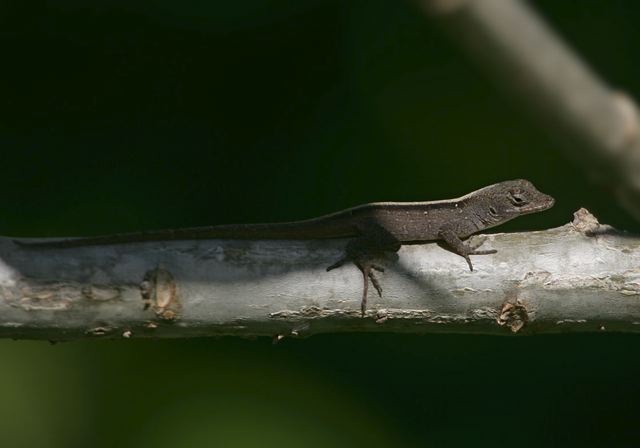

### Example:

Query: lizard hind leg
xmin=326 ymin=221 xmax=401 ymax=316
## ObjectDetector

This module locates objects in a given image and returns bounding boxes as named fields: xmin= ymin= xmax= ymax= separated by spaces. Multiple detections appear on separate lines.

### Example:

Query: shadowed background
xmin=1 ymin=0 xmax=639 ymax=446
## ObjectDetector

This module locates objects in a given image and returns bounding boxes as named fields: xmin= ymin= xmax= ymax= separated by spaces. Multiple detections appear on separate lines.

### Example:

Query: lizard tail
xmin=13 ymin=221 xmax=355 ymax=248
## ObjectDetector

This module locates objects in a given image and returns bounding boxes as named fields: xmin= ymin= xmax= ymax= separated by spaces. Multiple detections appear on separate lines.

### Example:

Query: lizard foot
xmin=461 ymin=249 xmax=497 ymax=271
xmin=327 ymin=256 xmax=385 ymax=316
xmin=465 ymin=238 xmax=497 ymax=271
xmin=355 ymin=260 xmax=384 ymax=316
xmin=439 ymin=228 xmax=497 ymax=271
xmin=327 ymin=221 xmax=400 ymax=316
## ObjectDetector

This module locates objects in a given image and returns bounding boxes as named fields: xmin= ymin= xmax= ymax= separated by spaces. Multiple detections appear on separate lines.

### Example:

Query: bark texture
xmin=1 ymin=209 xmax=639 ymax=340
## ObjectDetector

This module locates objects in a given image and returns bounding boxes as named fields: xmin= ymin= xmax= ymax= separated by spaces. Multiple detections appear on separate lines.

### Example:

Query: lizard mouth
xmin=523 ymin=194 xmax=555 ymax=214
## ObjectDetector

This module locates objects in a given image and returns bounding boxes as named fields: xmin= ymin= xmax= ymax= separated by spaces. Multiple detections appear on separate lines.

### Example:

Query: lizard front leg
xmin=438 ymin=228 xmax=496 ymax=271
xmin=326 ymin=221 xmax=401 ymax=316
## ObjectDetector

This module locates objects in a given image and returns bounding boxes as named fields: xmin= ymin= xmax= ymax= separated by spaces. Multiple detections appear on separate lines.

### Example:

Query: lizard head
xmin=475 ymin=179 xmax=555 ymax=224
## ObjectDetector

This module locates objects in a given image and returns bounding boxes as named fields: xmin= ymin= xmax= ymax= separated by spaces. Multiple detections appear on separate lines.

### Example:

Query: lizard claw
xmin=368 ymin=270 xmax=383 ymax=297
xmin=464 ymin=255 xmax=473 ymax=272
xmin=463 ymin=250 xmax=497 ymax=271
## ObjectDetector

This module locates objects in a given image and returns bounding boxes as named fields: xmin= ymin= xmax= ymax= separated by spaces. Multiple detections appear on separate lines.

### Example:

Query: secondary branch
xmin=419 ymin=0 xmax=640 ymax=219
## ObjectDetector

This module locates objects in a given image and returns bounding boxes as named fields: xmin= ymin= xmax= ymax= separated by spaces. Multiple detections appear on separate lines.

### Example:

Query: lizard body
xmin=16 ymin=179 xmax=554 ymax=314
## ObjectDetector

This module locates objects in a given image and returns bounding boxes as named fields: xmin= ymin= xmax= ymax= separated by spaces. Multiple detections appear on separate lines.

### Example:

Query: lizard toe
xmin=368 ymin=270 xmax=383 ymax=297
xmin=471 ymin=249 xmax=497 ymax=255
xmin=326 ymin=257 xmax=347 ymax=271
xmin=464 ymin=255 xmax=473 ymax=271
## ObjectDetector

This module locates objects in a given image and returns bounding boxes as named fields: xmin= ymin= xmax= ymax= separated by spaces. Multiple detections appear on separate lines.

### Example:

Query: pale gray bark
xmin=1 ymin=209 xmax=639 ymax=340
xmin=419 ymin=0 xmax=640 ymax=220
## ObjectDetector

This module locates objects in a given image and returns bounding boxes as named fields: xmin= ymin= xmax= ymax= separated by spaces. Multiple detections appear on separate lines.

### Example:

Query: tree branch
xmin=418 ymin=0 xmax=640 ymax=219
xmin=1 ymin=209 xmax=639 ymax=340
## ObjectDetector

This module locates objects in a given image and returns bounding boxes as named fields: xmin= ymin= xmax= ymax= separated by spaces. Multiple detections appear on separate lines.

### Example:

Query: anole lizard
xmin=16 ymin=179 xmax=554 ymax=315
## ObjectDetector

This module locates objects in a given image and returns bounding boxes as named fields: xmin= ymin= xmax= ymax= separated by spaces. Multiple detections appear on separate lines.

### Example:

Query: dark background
xmin=1 ymin=1 xmax=639 ymax=446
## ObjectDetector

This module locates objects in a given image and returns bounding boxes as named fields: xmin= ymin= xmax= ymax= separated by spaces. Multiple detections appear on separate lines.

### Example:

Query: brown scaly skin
xmin=15 ymin=179 xmax=555 ymax=315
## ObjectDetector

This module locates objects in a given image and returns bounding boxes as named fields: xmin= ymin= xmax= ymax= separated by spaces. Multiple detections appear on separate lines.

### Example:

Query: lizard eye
xmin=508 ymin=191 xmax=527 ymax=206
xmin=489 ymin=206 xmax=498 ymax=216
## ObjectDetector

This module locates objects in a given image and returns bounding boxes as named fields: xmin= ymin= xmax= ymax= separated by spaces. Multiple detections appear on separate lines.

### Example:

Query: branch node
xmin=497 ymin=298 xmax=529 ymax=333
xmin=140 ymin=266 xmax=182 ymax=322
xmin=571 ymin=208 xmax=601 ymax=236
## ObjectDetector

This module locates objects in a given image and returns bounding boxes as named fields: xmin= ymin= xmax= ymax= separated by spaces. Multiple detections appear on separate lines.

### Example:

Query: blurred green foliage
xmin=1 ymin=0 xmax=639 ymax=446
